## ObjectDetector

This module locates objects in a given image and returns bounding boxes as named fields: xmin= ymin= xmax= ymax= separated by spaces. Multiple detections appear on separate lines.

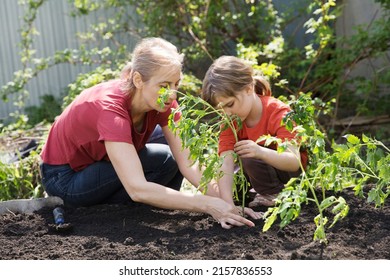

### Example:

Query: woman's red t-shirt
xmin=41 ymin=79 xmax=180 ymax=171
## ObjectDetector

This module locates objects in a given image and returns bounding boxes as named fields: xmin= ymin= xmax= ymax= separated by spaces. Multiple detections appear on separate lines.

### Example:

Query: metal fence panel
xmin=0 ymin=0 xmax=138 ymax=120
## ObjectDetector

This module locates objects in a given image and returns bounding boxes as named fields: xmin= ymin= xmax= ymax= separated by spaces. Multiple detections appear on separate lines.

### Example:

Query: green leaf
xmin=319 ymin=196 xmax=336 ymax=210
xmin=262 ymin=207 xmax=278 ymax=232
xmin=344 ymin=134 xmax=360 ymax=145
xmin=367 ymin=187 xmax=386 ymax=207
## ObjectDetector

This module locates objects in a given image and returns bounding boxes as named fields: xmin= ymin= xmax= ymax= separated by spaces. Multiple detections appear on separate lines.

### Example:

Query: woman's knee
xmin=141 ymin=143 xmax=178 ymax=171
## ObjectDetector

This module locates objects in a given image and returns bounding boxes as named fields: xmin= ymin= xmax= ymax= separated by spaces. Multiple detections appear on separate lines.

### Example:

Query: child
xmin=40 ymin=39 xmax=258 ymax=229
xmin=202 ymin=56 xmax=307 ymax=207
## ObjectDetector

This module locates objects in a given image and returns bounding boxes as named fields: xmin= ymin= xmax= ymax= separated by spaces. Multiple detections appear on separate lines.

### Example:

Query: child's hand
xmin=234 ymin=140 xmax=261 ymax=159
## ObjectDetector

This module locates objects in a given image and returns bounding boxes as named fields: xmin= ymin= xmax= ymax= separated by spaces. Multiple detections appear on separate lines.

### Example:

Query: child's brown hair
xmin=202 ymin=56 xmax=271 ymax=107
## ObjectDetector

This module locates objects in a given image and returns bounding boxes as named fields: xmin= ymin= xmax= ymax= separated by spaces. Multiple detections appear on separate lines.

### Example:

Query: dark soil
xmin=1 ymin=189 xmax=389 ymax=260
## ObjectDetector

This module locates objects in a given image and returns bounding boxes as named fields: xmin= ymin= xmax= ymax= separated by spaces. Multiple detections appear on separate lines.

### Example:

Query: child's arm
xmin=217 ymin=151 xmax=262 ymax=220
xmin=217 ymin=151 xmax=236 ymax=205
xmin=234 ymin=140 xmax=301 ymax=172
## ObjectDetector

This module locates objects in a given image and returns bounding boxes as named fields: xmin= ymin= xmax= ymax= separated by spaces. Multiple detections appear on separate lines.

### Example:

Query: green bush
xmin=0 ymin=152 xmax=43 ymax=201
xmin=25 ymin=94 xmax=62 ymax=125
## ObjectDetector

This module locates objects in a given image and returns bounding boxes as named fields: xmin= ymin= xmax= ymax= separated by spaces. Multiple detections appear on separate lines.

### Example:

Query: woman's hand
xmin=238 ymin=206 xmax=263 ymax=220
xmin=207 ymin=197 xmax=256 ymax=229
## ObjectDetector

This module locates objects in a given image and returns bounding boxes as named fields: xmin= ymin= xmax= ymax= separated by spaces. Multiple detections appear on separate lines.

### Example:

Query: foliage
xmin=0 ymin=0 xmax=45 ymax=103
xmin=0 ymin=152 xmax=43 ymax=201
xmin=162 ymin=87 xmax=248 ymax=206
xmin=0 ymin=123 xmax=48 ymax=201
xmin=71 ymin=0 xmax=282 ymax=62
xmin=25 ymin=94 xmax=62 ymax=125
xmin=66 ymin=0 xmax=390 ymax=139
xmin=1 ymin=0 xmax=124 ymax=127
xmin=262 ymin=93 xmax=390 ymax=243
xmin=121 ymin=0 xmax=390 ymax=126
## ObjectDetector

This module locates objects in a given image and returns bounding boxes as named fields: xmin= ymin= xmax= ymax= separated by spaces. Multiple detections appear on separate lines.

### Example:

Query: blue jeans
xmin=40 ymin=143 xmax=183 ymax=206
xmin=146 ymin=125 xmax=167 ymax=144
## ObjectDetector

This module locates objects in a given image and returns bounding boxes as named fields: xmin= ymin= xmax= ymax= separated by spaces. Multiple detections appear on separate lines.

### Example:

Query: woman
xmin=40 ymin=38 xmax=259 ymax=229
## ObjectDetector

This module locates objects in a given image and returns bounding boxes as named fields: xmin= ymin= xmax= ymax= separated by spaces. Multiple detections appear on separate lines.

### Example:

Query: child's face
xmin=142 ymin=66 xmax=182 ymax=112
xmin=214 ymin=88 xmax=253 ymax=121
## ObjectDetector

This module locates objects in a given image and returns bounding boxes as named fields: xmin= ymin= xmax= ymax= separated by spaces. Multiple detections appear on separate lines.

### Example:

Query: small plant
xmin=0 ymin=122 xmax=48 ymax=201
xmin=0 ymin=151 xmax=43 ymax=201
xmin=335 ymin=134 xmax=390 ymax=206
xmin=158 ymin=87 xmax=249 ymax=209
xmin=261 ymin=93 xmax=390 ymax=243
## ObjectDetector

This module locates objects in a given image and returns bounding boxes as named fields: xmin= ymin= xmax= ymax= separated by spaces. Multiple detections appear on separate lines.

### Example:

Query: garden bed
xmin=0 ymin=189 xmax=389 ymax=260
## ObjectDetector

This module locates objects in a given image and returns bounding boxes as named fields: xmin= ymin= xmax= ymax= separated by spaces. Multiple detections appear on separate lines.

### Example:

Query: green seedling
xmin=158 ymin=87 xmax=249 ymax=211
xmin=261 ymin=93 xmax=389 ymax=243
xmin=157 ymin=87 xmax=172 ymax=109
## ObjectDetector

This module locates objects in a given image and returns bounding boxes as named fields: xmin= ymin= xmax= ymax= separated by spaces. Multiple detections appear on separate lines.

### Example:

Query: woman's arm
xmin=161 ymin=125 xmax=220 ymax=197
xmin=105 ymin=141 xmax=254 ymax=229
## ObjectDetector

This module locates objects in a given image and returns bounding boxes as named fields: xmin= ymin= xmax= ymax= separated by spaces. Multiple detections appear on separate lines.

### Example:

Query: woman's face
xmin=214 ymin=88 xmax=253 ymax=122
xmin=141 ymin=66 xmax=182 ymax=113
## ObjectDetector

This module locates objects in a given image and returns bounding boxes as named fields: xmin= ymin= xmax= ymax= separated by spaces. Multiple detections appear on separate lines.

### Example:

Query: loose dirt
xmin=1 ymin=189 xmax=389 ymax=260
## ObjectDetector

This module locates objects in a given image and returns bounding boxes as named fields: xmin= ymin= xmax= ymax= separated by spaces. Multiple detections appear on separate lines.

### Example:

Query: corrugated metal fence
xmin=0 ymin=0 xmax=138 ymax=120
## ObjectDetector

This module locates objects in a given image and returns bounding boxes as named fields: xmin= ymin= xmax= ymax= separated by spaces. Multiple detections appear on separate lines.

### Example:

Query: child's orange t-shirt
xmin=218 ymin=95 xmax=308 ymax=169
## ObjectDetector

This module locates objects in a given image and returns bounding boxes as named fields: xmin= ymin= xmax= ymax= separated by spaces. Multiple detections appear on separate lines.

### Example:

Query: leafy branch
xmin=158 ymin=88 xmax=249 ymax=209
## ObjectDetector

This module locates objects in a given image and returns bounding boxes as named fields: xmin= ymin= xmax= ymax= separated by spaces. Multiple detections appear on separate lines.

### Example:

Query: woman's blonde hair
xmin=201 ymin=56 xmax=271 ymax=107
xmin=120 ymin=37 xmax=184 ymax=95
